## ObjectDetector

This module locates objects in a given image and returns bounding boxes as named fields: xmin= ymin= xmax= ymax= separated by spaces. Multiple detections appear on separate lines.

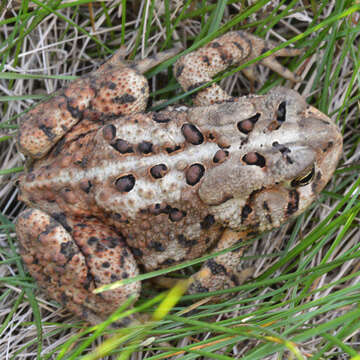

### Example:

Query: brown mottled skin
xmin=16 ymin=31 xmax=342 ymax=324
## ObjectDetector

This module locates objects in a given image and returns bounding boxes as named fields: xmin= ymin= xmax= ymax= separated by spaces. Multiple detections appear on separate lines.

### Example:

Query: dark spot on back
xmin=237 ymin=113 xmax=261 ymax=134
xmin=233 ymin=41 xmax=243 ymax=51
xmin=39 ymin=124 xmax=55 ymax=140
xmin=263 ymin=201 xmax=269 ymax=211
xmin=177 ymin=234 xmax=198 ymax=248
xmin=277 ymin=101 xmax=286 ymax=122
xmin=211 ymin=41 xmax=221 ymax=48
xmin=111 ymin=139 xmax=134 ymax=154
xmin=150 ymin=164 xmax=168 ymax=179
xmin=206 ymin=259 xmax=227 ymax=275
xmin=160 ymin=258 xmax=176 ymax=266
xmin=185 ymin=163 xmax=205 ymax=185
xmin=241 ymin=204 xmax=252 ymax=222
xmin=200 ymin=214 xmax=215 ymax=230
xmin=51 ymin=212 xmax=72 ymax=233
xmin=152 ymin=112 xmax=171 ymax=123
xmin=272 ymin=141 xmax=291 ymax=155
xmin=166 ymin=145 xmax=182 ymax=153
xmin=53 ymin=137 xmax=66 ymax=156
xmin=148 ymin=241 xmax=165 ymax=252
xmin=181 ymin=123 xmax=204 ymax=145
xmin=213 ymin=149 xmax=229 ymax=163
xmin=110 ymin=274 xmax=119 ymax=281
xmin=202 ymin=55 xmax=210 ymax=65
xmin=79 ymin=180 xmax=92 ymax=193
xmin=115 ymin=174 xmax=135 ymax=192
xmin=103 ymin=124 xmax=116 ymax=141
xmin=266 ymin=214 xmax=273 ymax=224
xmin=287 ymin=189 xmax=299 ymax=215
xmin=87 ymin=236 xmax=98 ymax=246
xmin=219 ymin=50 xmax=232 ymax=64
xmin=169 ymin=208 xmax=186 ymax=222
xmin=243 ymin=152 xmax=266 ymax=167
xmin=130 ymin=247 xmax=143 ymax=257
xmin=60 ymin=241 xmax=77 ymax=262
xmin=114 ymin=93 xmax=136 ymax=104
xmin=175 ymin=64 xmax=185 ymax=78
xmin=323 ymin=141 xmax=334 ymax=152
xmin=187 ymin=81 xmax=208 ymax=97
xmin=137 ymin=141 xmax=153 ymax=154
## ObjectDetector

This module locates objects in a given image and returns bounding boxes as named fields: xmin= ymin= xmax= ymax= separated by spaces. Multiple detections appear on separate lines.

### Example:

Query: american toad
xmin=16 ymin=31 xmax=342 ymax=324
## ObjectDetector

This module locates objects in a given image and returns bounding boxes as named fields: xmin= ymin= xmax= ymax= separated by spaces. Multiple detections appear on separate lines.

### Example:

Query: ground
xmin=0 ymin=1 xmax=359 ymax=359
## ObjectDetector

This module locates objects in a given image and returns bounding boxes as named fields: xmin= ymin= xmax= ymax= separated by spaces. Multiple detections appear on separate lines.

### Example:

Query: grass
xmin=0 ymin=0 xmax=360 ymax=359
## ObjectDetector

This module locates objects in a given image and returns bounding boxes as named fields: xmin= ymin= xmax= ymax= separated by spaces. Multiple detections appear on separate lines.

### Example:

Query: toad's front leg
xmin=188 ymin=229 xmax=254 ymax=295
xmin=174 ymin=31 xmax=301 ymax=106
xmin=16 ymin=209 xmax=140 ymax=325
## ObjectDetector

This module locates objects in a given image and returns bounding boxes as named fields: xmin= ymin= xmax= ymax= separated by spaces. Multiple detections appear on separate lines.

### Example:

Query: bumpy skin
xmin=16 ymin=31 xmax=342 ymax=324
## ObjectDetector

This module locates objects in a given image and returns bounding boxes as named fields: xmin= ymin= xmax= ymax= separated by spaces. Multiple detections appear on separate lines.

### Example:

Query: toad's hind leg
xmin=17 ymin=46 xmax=180 ymax=160
xmin=17 ymin=64 xmax=149 ymax=160
xmin=174 ymin=31 xmax=301 ymax=106
xmin=16 ymin=209 xmax=140 ymax=325
xmin=189 ymin=229 xmax=254 ymax=295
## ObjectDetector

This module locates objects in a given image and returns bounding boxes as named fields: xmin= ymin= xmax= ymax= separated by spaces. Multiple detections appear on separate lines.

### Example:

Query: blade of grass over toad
xmin=152 ymin=280 xmax=190 ymax=321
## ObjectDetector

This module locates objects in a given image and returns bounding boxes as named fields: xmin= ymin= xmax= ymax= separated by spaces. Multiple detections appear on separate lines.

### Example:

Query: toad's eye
xmin=291 ymin=165 xmax=315 ymax=187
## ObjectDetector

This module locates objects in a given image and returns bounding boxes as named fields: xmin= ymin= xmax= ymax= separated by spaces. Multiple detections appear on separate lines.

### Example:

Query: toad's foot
xmin=174 ymin=31 xmax=301 ymax=106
